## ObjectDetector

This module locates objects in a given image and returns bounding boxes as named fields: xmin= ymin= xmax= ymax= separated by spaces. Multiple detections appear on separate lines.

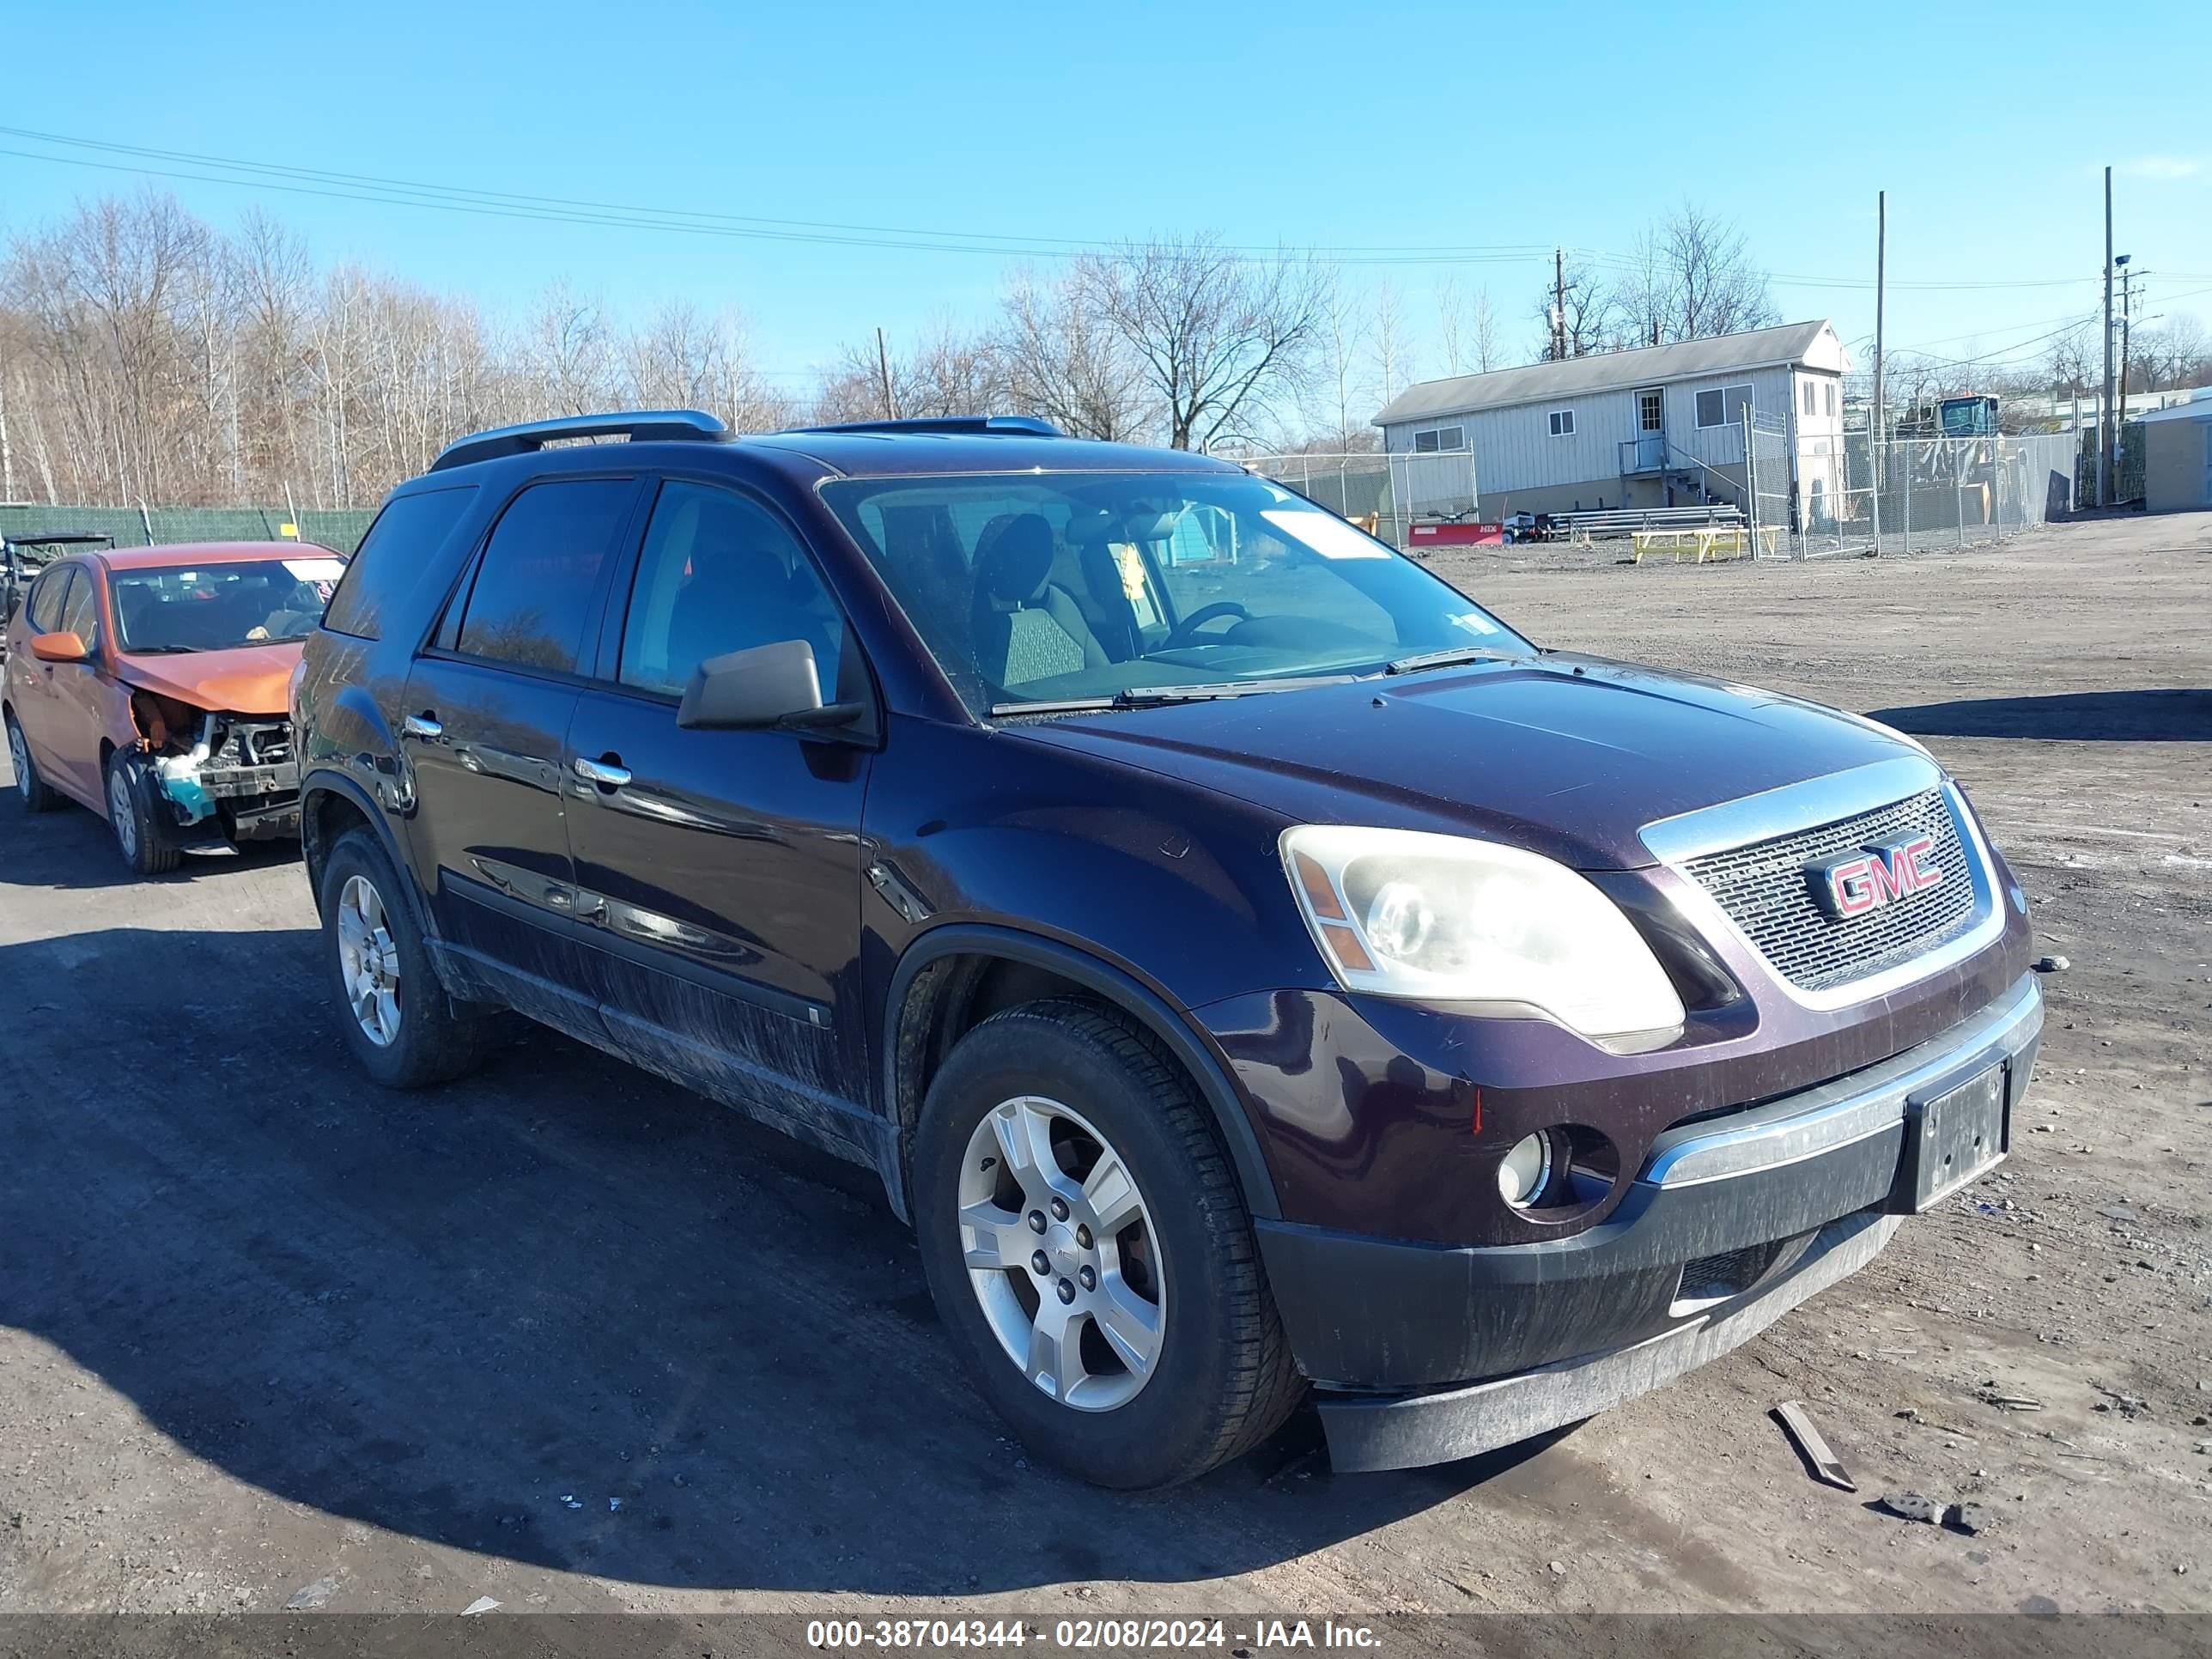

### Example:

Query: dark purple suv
xmin=294 ymin=411 xmax=2040 ymax=1487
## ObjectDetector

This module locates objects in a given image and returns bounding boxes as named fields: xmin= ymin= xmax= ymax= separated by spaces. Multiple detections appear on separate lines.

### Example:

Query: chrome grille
xmin=1681 ymin=789 xmax=1978 ymax=992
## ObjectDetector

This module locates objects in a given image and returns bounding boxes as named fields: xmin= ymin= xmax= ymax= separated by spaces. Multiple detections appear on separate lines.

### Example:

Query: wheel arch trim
xmin=882 ymin=922 xmax=1282 ymax=1223
xmin=301 ymin=769 xmax=430 ymax=936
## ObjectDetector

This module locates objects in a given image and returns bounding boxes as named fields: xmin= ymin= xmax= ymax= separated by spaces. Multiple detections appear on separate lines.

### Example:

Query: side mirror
xmin=676 ymin=639 xmax=862 ymax=732
xmin=29 ymin=630 xmax=88 ymax=664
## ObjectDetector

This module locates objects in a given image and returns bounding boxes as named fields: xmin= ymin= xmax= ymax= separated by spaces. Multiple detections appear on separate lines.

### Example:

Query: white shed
xmin=2137 ymin=395 xmax=2212 ymax=513
xmin=1374 ymin=320 xmax=1849 ymax=519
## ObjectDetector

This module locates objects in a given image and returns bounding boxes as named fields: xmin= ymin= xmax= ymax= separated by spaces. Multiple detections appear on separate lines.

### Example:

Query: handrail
xmin=430 ymin=410 xmax=732 ymax=472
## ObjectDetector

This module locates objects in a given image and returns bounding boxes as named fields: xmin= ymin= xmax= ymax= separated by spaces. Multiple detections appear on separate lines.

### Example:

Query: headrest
xmin=977 ymin=513 xmax=1055 ymax=604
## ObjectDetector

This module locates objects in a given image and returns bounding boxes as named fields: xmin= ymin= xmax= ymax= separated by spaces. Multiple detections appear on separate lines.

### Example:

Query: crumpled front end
xmin=126 ymin=687 xmax=301 ymax=844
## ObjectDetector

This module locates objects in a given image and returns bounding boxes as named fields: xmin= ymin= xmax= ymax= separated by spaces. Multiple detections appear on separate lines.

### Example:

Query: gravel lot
xmin=1 ymin=510 xmax=2208 ymax=1619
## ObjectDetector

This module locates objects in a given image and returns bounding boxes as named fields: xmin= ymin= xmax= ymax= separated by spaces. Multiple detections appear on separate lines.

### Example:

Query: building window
xmin=1695 ymin=383 xmax=1754 ymax=428
xmin=1413 ymin=425 xmax=1464 ymax=453
xmin=1802 ymin=380 xmax=1816 ymax=416
xmin=1547 ymin=410 xmax=1576 ymax=437
xmin=1825 ymin=381 xmax=1836 ymax=417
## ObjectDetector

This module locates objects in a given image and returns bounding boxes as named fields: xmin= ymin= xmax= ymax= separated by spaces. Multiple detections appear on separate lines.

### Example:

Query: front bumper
xmin=1257 ymin=971 xmax=2042 ymax=1473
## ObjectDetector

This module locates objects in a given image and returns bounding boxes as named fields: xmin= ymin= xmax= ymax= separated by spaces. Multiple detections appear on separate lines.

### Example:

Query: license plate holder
xmin=1893 ymin=1062 xmax=2009 ymax=1212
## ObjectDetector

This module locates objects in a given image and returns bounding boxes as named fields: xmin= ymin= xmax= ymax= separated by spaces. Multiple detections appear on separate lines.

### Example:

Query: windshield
xmin=821 ymin=471 xmax=1533 ymax=713
xmin=111 ymin=556 xmax=345 ymax=654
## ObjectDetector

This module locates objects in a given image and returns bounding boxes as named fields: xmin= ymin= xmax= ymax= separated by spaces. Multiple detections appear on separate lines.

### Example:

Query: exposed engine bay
xmin=127 ymin=687 xmax=301 ymax=844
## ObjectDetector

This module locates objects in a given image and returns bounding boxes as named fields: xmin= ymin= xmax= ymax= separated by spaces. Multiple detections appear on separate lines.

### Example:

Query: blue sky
xmin=5 ymin=0 xmax=2209 ymax=392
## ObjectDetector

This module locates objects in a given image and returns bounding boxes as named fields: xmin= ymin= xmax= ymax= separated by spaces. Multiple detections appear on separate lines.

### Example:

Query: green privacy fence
xmin=0 ymin=502 xmax=378 ymax=556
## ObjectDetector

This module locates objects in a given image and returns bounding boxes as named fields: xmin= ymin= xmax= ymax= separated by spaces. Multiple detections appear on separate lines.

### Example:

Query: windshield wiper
xmin=988 ymin=675 xmax=1355 ymax=719
xmin=120 ymin=644 xmax=198 ymax=654
xmin=1381 ymin=646 xmax=1528 ymax=676
xmin=1114 ymin=675 xmax=1357 ymax=705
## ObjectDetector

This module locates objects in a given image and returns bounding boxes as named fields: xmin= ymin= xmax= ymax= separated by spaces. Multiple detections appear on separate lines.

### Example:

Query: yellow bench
xmin=1631 ymin=526 xmax=1779 ymax=563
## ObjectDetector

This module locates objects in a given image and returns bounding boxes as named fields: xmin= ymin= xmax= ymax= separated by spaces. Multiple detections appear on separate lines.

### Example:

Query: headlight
xmin=1280 ymin=824 xmax=1686 ymax=1042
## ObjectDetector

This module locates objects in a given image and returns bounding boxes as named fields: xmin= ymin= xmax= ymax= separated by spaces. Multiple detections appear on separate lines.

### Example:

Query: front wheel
xmin=912 ymin=1000 xmax=1304 ymax=1488
xmin=105 ymin=751 xmax=180 ymax=875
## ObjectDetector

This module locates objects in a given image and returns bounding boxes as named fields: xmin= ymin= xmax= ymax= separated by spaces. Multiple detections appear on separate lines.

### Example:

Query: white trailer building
xmin=1374 ymin=320 xmax=1849 ymax=521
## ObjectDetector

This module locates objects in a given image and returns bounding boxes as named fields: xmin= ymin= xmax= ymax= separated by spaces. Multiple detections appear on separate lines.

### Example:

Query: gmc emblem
xmin=1808 ymin=835 xmax=1943 ymax=919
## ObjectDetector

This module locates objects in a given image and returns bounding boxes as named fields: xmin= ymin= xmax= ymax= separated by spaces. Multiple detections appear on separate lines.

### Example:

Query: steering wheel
xmin=1162 ymin=601 xmax=1251 ymax=648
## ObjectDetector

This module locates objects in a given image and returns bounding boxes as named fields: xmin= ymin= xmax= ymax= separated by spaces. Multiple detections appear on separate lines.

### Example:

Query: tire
xmin=318 ymin=827 xmax=495 ymax=1089
xmin=105 ymin=750 xmax=181 ymax=875
xmin=912 ymin=998 xmax=1304 ymax=1488
xmin=6 ymin=709 xmax=63 ymax=813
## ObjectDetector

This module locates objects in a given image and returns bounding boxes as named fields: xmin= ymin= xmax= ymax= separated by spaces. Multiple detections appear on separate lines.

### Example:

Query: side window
xmin=56 ymin=568 xmax=98 ymax=647
xmin=618 ymin=481 xmax=843 ymax=698
xmin=25 ymin=564 xmax=75 ymax=634
xmin=324 ymin=483 xmax=480 ymax=640
xmin=453 ymin=479 xmax=636 ymax=676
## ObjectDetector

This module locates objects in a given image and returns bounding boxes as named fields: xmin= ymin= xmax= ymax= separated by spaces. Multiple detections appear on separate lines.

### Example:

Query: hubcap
xmin=957 ymin=1096 xmax=1165 ymax=1412
xmin=9 ymin=724 xmax=28 ymax=799
xmin=335 ymin=875 xmax=402 ymax=1047
xmin=107 ymin=766 xmax=137 ymax=858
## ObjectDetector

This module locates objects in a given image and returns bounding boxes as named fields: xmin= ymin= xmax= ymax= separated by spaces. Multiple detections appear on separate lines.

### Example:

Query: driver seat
xmin=971 ymin=514 xmax=1108 ymax=688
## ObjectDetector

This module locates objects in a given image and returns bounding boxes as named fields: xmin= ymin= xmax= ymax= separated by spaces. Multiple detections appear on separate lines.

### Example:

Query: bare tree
xmin=1653 ymin=202 xmax=1777 ymax=340
xmin=1369 ymin=279 xmax=1414 ymax=410
xmin=995 ymin=266 xmax=1148 ymax=439
xmin=1081 ymin=237 xmax=1328 ymax=451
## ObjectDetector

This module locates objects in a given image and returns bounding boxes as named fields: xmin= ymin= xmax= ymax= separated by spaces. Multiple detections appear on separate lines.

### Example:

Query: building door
xmin=1634 ymin=388 xmax=1666 ymax=471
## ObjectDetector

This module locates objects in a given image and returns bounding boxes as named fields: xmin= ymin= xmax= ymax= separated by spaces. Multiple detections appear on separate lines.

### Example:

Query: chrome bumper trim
xmin=1640 ymin=972 xmax=2042 ymax=1189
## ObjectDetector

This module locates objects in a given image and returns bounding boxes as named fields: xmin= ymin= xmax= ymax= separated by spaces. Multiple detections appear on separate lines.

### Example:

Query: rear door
xmin=562 ymin=475 xmax=874 ymax=1122
xmin=400 ymin=474 xmax=644 ymax=1019
xmin=45 ymin=563 xmax=111 ymax=803
xmin=9 ymin=565 xmax=89 ymax=798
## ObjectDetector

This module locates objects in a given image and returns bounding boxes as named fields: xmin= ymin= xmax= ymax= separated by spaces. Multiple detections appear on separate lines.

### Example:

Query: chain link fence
xmin=1758 ymin=431 xmax=2076 ymax=560
xmin=1231 ymin=451 xmax=1480 ymax=548
xmin=0 ymin=502 xmax=376 ymax=555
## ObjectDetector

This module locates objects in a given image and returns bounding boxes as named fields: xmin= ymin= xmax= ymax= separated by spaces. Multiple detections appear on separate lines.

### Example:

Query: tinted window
xmin=453 ymin=480 xmax=635 ymax=676
xmin=323 ymin=484 xmax=480 ymax=640
xmin=619 ymin=482 xmax=842 ymax=697
xmin=56 ymin=568 xmax=98 ymax=646
xmin=25 ymin=564 xmax=74 ymax=634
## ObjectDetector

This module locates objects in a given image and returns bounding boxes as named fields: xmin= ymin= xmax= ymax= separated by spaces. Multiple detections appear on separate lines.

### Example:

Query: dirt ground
xmin=0 ymin=511 xmax=2207 ymax=1620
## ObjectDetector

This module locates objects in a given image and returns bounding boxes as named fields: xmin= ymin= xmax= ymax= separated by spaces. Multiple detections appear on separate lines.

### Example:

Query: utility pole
xmin=1553 ymin=247 xmax=1567 ymax=360
xmin=2116 ymin=257 xmax=2134 ymax=437
xmin=875 ymin=327 xmax=898 ymax=421
xmin=1871 ymin=190 xmax=1886 ymax=556
xmin=2100 ymin=166 xmax=2115 ymax=507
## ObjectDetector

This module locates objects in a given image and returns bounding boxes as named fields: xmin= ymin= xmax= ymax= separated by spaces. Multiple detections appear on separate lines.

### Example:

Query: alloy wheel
xmin=336 ymin=874 xmax=402 ymax=1047
xmin=9 ymin=722 xmax=28 ymax=800
xmin=107 ymin=765 xmax=137 ymax=860
xmin=957 ymin=1095 xmax=1165 ymax=1412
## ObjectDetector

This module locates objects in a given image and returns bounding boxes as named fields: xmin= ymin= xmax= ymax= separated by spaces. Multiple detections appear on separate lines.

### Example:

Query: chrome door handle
xmin=573 ymin=757 xmax=631 ymax=787
xmin=403 ymin=714 xmax=442 ymax=739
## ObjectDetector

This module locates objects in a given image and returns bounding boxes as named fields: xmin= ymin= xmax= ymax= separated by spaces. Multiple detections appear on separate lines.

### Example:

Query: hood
xmin=1010 ymin=654 xmax=1928 ymax=870
xmin=114 ymin=641 xmax=301 ymax=716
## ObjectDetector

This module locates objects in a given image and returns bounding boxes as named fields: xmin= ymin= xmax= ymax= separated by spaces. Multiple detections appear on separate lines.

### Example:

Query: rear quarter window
xmin=322 ymin=484 xmax=481 ymax=641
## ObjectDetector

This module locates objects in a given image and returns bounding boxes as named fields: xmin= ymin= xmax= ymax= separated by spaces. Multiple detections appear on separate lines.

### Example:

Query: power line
xmin=0 ymin=125 xmax=2144 ymax=293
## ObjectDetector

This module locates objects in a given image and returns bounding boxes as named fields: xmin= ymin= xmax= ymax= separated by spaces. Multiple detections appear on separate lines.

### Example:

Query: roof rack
xmin=795 ymin=415 xmax=1064 ymax=438
xmin=430 ymin=409 xmax=732 ymax=472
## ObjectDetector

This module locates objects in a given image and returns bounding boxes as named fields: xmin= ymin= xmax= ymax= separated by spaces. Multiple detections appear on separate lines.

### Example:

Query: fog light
xmin=1498 ymin=1132 xmax=1554 ymax=1209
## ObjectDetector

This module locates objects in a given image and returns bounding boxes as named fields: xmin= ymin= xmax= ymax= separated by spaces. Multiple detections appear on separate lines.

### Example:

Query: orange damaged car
xmin=2 ymin=541 xmax=343 ymax=873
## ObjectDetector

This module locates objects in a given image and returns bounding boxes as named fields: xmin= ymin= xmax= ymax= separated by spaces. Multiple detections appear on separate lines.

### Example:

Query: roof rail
xmin=795 ymin=415 xmax=1064 ymax=438
xmin=430 ymin=409 xmax=732 ymax=472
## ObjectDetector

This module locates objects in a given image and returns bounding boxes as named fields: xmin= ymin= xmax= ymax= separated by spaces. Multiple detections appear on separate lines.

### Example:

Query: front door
xmin=399 ymin=474 xmax=643 ymax=1017
xmin=1634 ymin=387 xmax=1666 ymax=472
xmin=562 ymin=476 xmax=872 ymax=1127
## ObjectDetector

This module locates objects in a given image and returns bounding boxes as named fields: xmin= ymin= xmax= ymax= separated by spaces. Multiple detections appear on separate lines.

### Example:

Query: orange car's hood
xmin=114 ymin=641 xmax=302 ymax=716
